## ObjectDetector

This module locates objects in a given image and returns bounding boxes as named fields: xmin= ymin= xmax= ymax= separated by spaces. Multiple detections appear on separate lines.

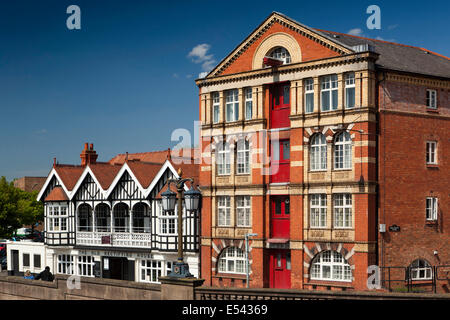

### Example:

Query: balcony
xmin=76 ymin=229 xmax=152 ymax=248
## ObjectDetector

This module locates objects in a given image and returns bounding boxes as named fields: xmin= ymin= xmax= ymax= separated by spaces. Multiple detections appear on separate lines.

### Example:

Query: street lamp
xmin=161 ymin=168 xmax=201 ymax=278
xmin=245 ymin=233 xmax=258 ymax=288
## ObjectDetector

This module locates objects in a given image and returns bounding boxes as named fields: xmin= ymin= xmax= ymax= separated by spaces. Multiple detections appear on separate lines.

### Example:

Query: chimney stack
xmin=80 ymin=142 xmax=98 ymax=166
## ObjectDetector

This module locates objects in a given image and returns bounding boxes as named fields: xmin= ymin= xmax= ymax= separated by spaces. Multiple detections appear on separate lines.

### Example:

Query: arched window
xmin=133 ymin=203 xmax=150 ymax=233
xmin=113 ymin=203 xmax=129 ymax=233
xmin=310 ymin=134 xmax=327 ymax=171
xmin=236 ymin=139 xmax=250 ymax=174
xmin=334 ymin=132 xmax=352 ymax=169
xmin=268 ymin=47 xmax=291 ymax=64
xmin=218 ymin=247 xmax=246 ymax=274
xmin=409 ymin=259 xmax=432 ymax=280
xmin=95 ymin=204 xmax=110 ymax=232
xmin=78 ymin=204 xmax=92 ymax=232
xmin=310 ymin=251 xmax=352 ymax=282
xmin=217 ymin=141 xmax=231 ymax=175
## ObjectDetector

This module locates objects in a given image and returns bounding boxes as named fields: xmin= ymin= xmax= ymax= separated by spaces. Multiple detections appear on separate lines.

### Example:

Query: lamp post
xmin=161 ymin=168 xmax=201 ymax=278
xmin=245 ymin=233 xmax=258 ymax=288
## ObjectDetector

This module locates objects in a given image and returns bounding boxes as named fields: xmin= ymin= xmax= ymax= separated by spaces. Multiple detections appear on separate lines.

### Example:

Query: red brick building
xmin=196 ymin=12 xmax=449 ymax=292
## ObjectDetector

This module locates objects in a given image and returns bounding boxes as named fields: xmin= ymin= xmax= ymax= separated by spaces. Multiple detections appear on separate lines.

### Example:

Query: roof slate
xmin=316 ymin=29 xmax=450 ymax=79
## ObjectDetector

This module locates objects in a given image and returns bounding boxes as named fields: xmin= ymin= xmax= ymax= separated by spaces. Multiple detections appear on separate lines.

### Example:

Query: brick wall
xmin=378 ymin=78 xmax=450 ymax=293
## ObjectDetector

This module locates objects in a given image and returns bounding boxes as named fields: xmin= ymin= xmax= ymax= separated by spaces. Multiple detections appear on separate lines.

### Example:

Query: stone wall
xmin=0 ymin=273 xmax=161 ymax=300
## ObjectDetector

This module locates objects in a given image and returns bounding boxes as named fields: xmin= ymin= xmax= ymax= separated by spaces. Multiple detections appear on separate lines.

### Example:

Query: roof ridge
xmin=314 ymin=28 xmax=450 ymax=60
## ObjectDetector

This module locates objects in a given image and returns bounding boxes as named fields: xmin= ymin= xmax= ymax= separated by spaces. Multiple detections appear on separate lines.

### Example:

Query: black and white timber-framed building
xmin=32 ymin=143 xmax=200 ymax=283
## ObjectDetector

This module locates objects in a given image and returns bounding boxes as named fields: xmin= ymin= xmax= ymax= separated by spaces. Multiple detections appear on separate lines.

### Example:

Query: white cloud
xmin=198 ymin=72 xmax=208 ymax=79
xmin=188 ymin=43 xmax=216 ymax=76
xmin=375 ymin=36 xmax=396 ymax=42
xmin=347 ymin=28 xmax=364 ymax=36
xmin=172 ymin=73 xmax=179 ymax=78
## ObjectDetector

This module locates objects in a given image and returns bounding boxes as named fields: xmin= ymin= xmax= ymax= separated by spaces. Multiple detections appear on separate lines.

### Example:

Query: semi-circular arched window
xmin=218 ymin=247 xmax=246 ymax=274
xmin=268 ymin=47 xmax=291 ymax=64
xmin=334 ymin=132 xmax=352 ymax=169
xmin=310 ymin=250 xmax=352 ymax=282
xmin=409 ymin=259 xmax=432 ymax=280
xmin=310 ymin=134 xmax=327 ymax=171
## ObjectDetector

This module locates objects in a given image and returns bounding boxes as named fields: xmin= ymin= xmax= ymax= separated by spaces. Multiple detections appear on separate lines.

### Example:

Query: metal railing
xmin=380 ymin=265 xmax=450 ymax=293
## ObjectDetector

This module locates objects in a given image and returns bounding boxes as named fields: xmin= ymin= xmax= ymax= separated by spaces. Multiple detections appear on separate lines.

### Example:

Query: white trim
xmin=105 ymin=163 xmax=146 ymax=199
xmin=70 ymin=166 xmax=108 ymax=200
xmin=143 ymin=160 xmax=187 ymax=198
xmin=37 ymin=168 xmax=71 ymax=202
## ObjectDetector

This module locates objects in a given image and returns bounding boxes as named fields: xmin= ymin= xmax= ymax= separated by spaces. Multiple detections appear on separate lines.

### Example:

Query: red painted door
xmin=270 ymin=139 xmax=290 ymax=183
xmin=271 ymin=196 xmax=290 ymax=238
xmin=270 ymin=250 xmax=291 ymax=288
xmin=270 ymin=82 xmax=290 ymax=129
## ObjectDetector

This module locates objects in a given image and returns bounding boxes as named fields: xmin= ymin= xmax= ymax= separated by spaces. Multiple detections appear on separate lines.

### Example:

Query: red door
xmin=271 ymin=196 xmax=290 ymax=239
xmin=270 ymin=139 xmax=290 ymax=183
xmin=270 ymin=250 xmax=291 ymax=288
xmin=270 ymin=82 xmax=290 ymax=129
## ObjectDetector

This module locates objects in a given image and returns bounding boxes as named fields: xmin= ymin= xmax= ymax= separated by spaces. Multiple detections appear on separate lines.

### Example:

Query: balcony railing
xmin=76 ymin=229 xmax=152 ymax=248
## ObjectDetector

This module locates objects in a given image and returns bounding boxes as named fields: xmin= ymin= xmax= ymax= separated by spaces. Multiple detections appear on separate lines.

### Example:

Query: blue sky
xmin=0 ymin=0 xmax=449 ymax=181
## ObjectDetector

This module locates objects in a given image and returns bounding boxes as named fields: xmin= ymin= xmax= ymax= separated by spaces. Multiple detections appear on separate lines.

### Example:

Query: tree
xmin=0 ymin=177 xmax=22 ymax=238
xmin=0 ymin=177 xmax=44 ymax=238
xmin=17 ymin=189 xmax=44 ymax=232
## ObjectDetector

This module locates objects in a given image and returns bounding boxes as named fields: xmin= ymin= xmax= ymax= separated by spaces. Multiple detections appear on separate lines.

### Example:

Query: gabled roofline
xmin=70 ymin=166 xmax=108 ymax=200
xmin=104 ymin=162 xmax=146 ymax=199
xmin=143 ymin=160 xmax=188 ymax=198
xmin=199 ymin=11 xmax=354 ymax=80
xmin=36 ymin=168 xmax=71 ymax=202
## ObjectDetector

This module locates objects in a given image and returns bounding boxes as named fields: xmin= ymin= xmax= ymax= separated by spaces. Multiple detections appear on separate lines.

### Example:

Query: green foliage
xmin=0 ymin=176 xmax=44 ymax=238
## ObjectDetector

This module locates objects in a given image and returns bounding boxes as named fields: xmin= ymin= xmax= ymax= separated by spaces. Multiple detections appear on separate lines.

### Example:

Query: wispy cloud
xmin=347 ymin=28 xmax=364 ymax=36
xmin=188 ymin=43 xmax=216 ymax=78
xmin=34 ymin=129 xmax=47 ymax=135
xmin=375 ymin=36 xmax=396 ymax=42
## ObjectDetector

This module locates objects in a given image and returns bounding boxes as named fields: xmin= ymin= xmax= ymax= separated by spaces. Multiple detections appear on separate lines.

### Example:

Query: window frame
xmin=334 ymin=132 xmax=352 ymax=170
xmin=426 ymin=141 xmax=437 ymax=165
xmin=236 ymin=139 xmax=250 ymax=175
xmin=310 ymin=134 xmax=327 ymax=171
xmin=244 ymin=87 xmax=253 ymax=120
xmin=426 ymin=197 xmax=438 ymax=221
xmin=77 ymin=255 xmax=95 ymax=277
xmin=333 ymin=194 xmax=352 ymax=228
xmin=426 ymin=89 xmax=437 ymax=109
xmin=268 ymin=47 xmax=291 ymax=65
xmin=409 ymin=259 xmax=433 ymax=280
xmin=320 ymin=75 xmax=338 ymax=112
xmin=218 ymin=247 xmax=247 ymax=274
xmin=310 ymin=194 xmax=327 ymax=228
xmin=225 ymin=89 xmax=239 ymax=122
xmin=217 ymin=141 xmax=231 ymax=176
xmin=217 ymin=196 xmax=231 ymax=227
xmin=310 ymin=250 xmax=352 ymax=282
xmin=345 ymin=73 xmax=355 ymax=109
xmin=140 ymin=259 xmax=164 ymax=283
xmin=47 ymin=203 xmax=69 ymax=232
xmin=304 ymin=78 xmax=314 ymax=113
xmin=236 ymin=196 xmax=251 ymax=227
xmin=158 ymin=200 xmax=178 ymax=235
xmin=212 ymin=92 xmax=220 ymax=124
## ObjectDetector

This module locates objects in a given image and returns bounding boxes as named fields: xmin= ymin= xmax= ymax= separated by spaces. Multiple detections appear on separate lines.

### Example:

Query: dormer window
xmin=268 ymin=47 xmax=291 ymax=65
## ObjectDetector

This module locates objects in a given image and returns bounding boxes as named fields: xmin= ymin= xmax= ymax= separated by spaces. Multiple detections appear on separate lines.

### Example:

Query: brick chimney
xmin=80 ymin=142 xmax=98 ymax=166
